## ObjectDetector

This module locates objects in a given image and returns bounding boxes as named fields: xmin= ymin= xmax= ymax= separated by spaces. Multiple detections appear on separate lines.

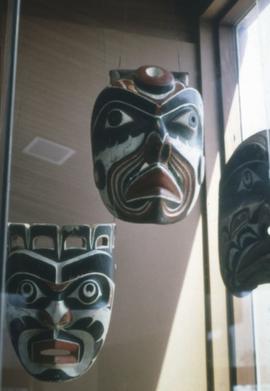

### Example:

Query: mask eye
xmin=238 ymin=169 xmax=261 ymax=191
xmin=173 ymin=110 xmax=199 ymax=130
xmin=105 ymin=109 xmax=133 ymax=128
xmin=17 ymin=280 xmax=41 ymax=304
xmin=78 ymin=280 xmax=102 ymax=305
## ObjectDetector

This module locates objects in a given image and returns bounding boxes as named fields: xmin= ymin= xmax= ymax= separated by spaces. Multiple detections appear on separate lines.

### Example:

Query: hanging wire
xmin=177 ymin=50 xmax=181 ymax=73
xmin=118 ymin=55 xmax=122 ymax=68
xmin=117 ymin=0 xmax=126 ymax=71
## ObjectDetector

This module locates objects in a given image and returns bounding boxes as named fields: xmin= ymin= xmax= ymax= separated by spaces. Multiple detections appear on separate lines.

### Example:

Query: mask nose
xmin=154 ymin=118 xmax=167 ymax=139
xmin=39 ymin=300 xmax=72 ymax=329
xmin=144 ymin=130 xmax=171 ymax=164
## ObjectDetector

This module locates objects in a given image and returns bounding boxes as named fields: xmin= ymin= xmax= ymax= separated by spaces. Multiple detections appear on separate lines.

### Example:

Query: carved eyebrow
xmin=161 ymin=89 xmax=203 ymax=116
xmin=7 ymin=250 xmax=112 ymax=283
xmin=62 ymin=252 xmax=112 ymax=282
xmin=7 ymin=251 xmax=56 ymax=282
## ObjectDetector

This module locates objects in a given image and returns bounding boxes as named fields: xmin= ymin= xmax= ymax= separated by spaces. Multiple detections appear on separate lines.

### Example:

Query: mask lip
xmin=125 ymin=164 xmax=182 ymax=205
xmin=31 ymin=338 xmax=80 ymax=365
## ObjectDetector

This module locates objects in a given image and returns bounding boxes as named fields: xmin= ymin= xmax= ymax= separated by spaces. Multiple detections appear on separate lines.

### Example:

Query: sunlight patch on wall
xmin=155 ymin=219 xmax=207 ymax=391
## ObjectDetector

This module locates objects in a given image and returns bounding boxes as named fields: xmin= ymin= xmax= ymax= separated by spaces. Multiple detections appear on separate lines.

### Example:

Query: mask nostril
xmin=144 ymin=133 xmax=163 ymax=163
xmin=59 ymin=311 xmax=72 ymax=327
xmin=160 ymin=142 xmax=171 ymax=163
xmin=39 ymin=311 xmax=54 ymax=328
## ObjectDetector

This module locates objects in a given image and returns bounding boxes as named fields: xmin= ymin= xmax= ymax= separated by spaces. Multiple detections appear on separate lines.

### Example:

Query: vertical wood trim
xmin=218 ymin=25 xmax=242 ymax=160
xmin=199 ymin=20 xmax=231 ymax=391
xmin=218 ymin=20 xmax=256 ymax=387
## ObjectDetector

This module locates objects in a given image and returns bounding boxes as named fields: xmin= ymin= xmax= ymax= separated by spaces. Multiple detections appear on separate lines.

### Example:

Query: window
xmin=214 ymin=0 xmax=270 ymax=389
xmin=236 ymin=1 xmax=270 ymax=388
xmin=237 ymin=2 xmax=270 ymax=139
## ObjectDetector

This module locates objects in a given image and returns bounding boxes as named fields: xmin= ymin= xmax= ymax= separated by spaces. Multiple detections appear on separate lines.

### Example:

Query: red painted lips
xmin=125 ymin=165 xmax=182 ymax=204
xmin=31 ymin=339 xmax=80 ymax=365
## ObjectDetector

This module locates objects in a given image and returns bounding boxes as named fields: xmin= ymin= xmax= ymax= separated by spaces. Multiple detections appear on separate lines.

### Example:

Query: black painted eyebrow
xmin=62 ymin=252 xmax=113 ymax=282
xmin=93 ymin=88 xmax=157 ymax=119
xmin=7 ymin=252 xmax=56 ymax=282
xmin=7 ymin=251 xmax=113 ymax=284
xmin=161 ymin=89 xmax=202 ymax=115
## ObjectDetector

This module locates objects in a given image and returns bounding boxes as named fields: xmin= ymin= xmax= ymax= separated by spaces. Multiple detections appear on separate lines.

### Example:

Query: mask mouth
xmin=125 ymin=164 xmax=182 ymax=205
xmin=31 ymin=339 xmax=80 ymax=365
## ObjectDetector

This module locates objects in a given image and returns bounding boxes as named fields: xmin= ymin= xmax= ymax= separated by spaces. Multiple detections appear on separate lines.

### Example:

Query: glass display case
xmin=0 ymin=0 xmax=270 ymax=390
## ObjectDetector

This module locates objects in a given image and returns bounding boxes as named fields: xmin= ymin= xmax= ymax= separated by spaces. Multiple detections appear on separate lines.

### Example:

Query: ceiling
xmin=1 ymin=1 xmax=207 ymax=390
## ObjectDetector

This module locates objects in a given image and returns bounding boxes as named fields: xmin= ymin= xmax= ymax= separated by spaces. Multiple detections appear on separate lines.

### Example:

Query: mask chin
xmin=16 ymin=329 xmax=95 ymax=381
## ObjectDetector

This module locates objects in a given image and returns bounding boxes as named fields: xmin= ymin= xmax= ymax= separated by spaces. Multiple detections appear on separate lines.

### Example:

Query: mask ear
xmin=9 ymin=223 xmax=28 ymax=252
xmin=110 ymin=69 xmax=135 ymax=83
xmin=172 ymin=71 xmax=189 ymax=87
xmin=9 ymin=223 xmax=59 ymax=257
xmin=30 ymin=224 xmax=58 ymax=256
xmin=62 ymin=225 xmax=91 ymax=252
xmin=92 ymin=224 xmax=115 ymax=252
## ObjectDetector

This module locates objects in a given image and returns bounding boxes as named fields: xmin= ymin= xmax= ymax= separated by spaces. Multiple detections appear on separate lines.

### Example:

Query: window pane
xmin=237 ymin=3 xmax=270 ymax=139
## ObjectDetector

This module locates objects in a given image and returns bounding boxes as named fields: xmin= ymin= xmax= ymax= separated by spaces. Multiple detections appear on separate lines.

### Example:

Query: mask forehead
xmin=91 ymin=65 xmax=205 ymax=224
xmin=6 ymin=223 xmax=115 ymax=382
xmin=219 ymin=129 xmax=270 ymax=295
xmin=7 ymin=224 xmax=114 ymax=281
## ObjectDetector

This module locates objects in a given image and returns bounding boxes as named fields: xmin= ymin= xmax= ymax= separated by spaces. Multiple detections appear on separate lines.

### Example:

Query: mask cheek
xmin=94 ymin=133 xmax=145 ymax=190
xmin=68 ymin=308 xmax=111 ymax=365
xmin=7 ymin=307 xmax=41 ymax=365
xmin=71 ymin=307 xmax=111 ymax=336
xmin=94 ymin=160 xmax=106 ymax=190
xmin=172 ymin=137 xmax=203 ymax=177
xmin=6 ymin=302 xmax=39 ymax=325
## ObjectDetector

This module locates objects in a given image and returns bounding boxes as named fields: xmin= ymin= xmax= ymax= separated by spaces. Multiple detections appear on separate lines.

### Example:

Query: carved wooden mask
xmin=91 ymin=65 xmax=204 ymax=224
xmin=6 ymin=223 xmax=115 ymax=382
xmin=219 ymin=129 xmax=270 ymax=295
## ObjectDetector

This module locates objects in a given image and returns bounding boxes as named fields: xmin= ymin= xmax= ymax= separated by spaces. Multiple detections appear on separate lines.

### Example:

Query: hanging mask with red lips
xmin=6 ymin=223 xmax=115 ymax=382
xmin=91 ymin=65 xmax=205 ymax=224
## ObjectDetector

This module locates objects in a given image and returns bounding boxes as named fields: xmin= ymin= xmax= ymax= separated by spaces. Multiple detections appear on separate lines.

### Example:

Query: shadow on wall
xmin=21 ymin=0 xmax=197 ymax=42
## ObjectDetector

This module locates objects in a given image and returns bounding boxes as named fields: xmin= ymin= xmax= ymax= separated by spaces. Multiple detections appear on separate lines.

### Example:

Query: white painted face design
xmin=219 ymin=129 xmax=270 ymax=295
xmin=6 ymin=224 xmax=115 ymax=382
xmin=91 ymin=66 xmax=204 ymax=224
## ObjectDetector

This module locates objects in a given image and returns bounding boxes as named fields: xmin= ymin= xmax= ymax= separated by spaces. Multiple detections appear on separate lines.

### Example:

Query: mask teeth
xmin=139 ymin=162 xmax=149 ymax=172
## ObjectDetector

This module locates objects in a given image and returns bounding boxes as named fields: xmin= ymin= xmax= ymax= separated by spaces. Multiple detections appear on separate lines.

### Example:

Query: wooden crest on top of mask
xmin=91 ymin=65 xmax=205 ymax=224
xmin=219 ymin=129 xmax=270 ymax=296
